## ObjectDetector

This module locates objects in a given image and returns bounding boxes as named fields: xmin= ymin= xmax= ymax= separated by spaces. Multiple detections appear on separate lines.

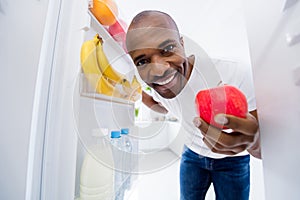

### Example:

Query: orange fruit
xmin=90 ymin=0 xmax=118 ymax=26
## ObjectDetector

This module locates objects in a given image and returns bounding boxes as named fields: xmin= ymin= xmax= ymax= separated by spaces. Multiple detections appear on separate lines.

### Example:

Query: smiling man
xmin=126 ymin=21 xmax=191 ymax=99
xmin=126 ymin=10 xmax=261 ymax=200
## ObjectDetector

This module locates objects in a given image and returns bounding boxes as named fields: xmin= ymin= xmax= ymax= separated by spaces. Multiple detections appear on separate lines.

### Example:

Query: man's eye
xmin=136 ymin=59 xmax=149 ymax=67
xmin=161 ymin=45 xmax=175 ymax=55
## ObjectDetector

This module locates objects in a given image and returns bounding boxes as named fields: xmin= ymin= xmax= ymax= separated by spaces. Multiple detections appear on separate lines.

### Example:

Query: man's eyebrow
xmin=158 ymin=39 xmax=176 ymax=49
xmin=134 ymin=54 xmax=145 ymax=63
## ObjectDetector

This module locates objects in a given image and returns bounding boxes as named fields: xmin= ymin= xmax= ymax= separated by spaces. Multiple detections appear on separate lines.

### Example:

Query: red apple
xmin=195 ymin=85 xmax=248 ymax=129
xmin=108 ymin=19 xmax=127 ymax=38
xmin=108 ymin=19 xmax=127 ymax=51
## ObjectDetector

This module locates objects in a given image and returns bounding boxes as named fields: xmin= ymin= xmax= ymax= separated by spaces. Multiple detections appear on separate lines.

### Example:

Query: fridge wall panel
xmin=243 ymin=0 xmax=300 ymax=199
xmin=0 ymin=0 xmax=50 ymax=200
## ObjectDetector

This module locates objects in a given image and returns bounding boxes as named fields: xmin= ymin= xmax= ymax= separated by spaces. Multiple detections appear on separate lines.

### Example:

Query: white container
xmin=79 ymin=130 xmax=114 ymax=200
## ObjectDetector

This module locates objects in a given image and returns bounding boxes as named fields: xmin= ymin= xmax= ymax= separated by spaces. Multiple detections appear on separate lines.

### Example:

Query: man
xmin=126 ymin=10 xmax=261 ymax=200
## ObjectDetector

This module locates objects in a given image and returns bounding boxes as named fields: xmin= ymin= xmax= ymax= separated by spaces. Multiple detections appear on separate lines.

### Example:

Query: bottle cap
xmin=110 ymin=130 xmax=121 ymax=138
xmin=120 ymin=128 xmax=129 ymax=135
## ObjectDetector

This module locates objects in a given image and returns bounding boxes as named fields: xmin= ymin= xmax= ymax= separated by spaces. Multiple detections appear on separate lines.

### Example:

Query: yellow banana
xmin=96 ymin=75 xmax=123 ymax=98
xmin=121 ymin=78 xmax=132 ymax=94
xmin=96 ymin=35 xmax=125 ymax=83
xmin=81 ymin=35 xmax=123 ymax=97
xmin=131 ymin=75 xmax=142 ymax=94
xmin=120 ymin=76 xmax=143 ymax=101
xmin=80 ymin=35 xmax=101 ymax=90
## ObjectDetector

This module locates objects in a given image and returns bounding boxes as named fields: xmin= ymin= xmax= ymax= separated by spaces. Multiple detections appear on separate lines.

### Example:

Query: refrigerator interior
xmin=3 ymin=0 xmax=288 ymax=199
xmin=73 ymin=6 xmax=139 ymax=200
xmin=33 ymin=0 xmax=265 ymax=199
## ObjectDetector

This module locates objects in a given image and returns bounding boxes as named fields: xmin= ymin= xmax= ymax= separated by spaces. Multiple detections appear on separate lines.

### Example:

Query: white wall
xmin=0 ymin=0 xmax=49 ymax=199
xmin=115 ymin=0 xmax=265 ymax=199
xmin=116 ymin=0 xmax=250 ymax=62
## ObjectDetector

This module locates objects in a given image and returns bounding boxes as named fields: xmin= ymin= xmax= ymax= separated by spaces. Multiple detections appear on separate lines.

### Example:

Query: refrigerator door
xmin=243 ymin=0 xmax=300 ymax=199
xmin=36 ymin=0 xmax=88 ymax=199
xmin=39 ymin=0 xmax=138 ymax=199
xmin=0 ymin=0 xmax=50 ymax=200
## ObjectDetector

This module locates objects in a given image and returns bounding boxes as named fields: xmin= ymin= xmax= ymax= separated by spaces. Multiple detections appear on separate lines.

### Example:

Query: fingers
xmin=194 ymin=117 xmax=225 ymax=145
xmin=215 ymin=113 xmax=259 ymax=136
xmin=194 ymin=117 xmax=245 ymax=147
xmin=193 ymin=116 xmax=255 ymax=155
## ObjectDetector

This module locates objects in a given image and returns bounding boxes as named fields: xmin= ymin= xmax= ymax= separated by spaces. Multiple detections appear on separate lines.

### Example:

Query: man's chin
xmin=155 ymin=88 xmax=177 ymax=99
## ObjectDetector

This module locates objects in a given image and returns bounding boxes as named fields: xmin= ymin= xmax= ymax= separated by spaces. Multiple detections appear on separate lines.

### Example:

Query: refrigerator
xmin=243 ymin=0 xmax=300 ymax=199
xmin=1 ymin=0 xmax=138 ymax=199
xmin=1 ymin=0 xmax=300 ymax=199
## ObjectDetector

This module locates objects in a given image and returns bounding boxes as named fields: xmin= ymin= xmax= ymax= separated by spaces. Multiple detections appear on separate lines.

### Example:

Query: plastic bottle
xmin=120 ymin=128 xmax=132 ymax=153
xmin=79 ymin=130 xmax=114 ymax=200
xmin=110 ymin=130 xmax=123 ymax=200
xmin=120 ymin=128 xmax=133 ymax=197
xmin=110 ymin=130 xmax=122 ymax=150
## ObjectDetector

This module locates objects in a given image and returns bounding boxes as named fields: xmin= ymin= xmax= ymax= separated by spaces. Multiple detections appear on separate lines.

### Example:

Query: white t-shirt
xmin=152 ymin=56 xmax=256 ymax=159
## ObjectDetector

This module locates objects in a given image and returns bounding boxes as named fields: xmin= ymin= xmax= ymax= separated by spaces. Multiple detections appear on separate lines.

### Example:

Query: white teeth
xmin=155 ymin=74 xmax=175 ymax=85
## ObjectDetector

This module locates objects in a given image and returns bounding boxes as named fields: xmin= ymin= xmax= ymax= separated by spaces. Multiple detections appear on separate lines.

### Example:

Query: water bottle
xmin=120 ymin=128 xmax=133 ymax=195
xmin=121 ymin=128 xmax=132 ymax=153
xmin=110 ymin=130 xmax=122 ymax=150
xmin=110 ymin=130 xmax=123 ymax=200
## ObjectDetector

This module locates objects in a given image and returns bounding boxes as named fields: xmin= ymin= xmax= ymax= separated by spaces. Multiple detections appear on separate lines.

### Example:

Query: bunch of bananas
xmin=80 ymin=34 xmax=142 ymax=101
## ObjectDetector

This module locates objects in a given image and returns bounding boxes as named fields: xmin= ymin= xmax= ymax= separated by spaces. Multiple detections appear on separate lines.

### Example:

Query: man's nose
xmin=150 ymin=55 xmax=169 ymax=76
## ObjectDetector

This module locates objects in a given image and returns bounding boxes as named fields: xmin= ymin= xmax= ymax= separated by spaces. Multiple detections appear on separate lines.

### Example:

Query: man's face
xmin=127 ymin=26 xmax=188 ymax=99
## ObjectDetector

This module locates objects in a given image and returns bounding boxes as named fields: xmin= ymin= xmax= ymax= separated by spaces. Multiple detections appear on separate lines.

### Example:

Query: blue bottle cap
xmin=111 ymin=130 xmax=121 ymax=138
xmin=121 ymin=128 xmax=129 ymax=135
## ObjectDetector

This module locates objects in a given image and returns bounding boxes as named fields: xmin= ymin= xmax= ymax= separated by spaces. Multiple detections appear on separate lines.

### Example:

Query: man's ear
xmin=180 ymin=36 xmax=184 ymax=47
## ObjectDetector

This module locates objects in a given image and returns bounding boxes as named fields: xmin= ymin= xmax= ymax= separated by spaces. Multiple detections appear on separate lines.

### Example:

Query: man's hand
xmin=142 ymin=91 xmax=168 ymax=114
xmin=193 ymin=110 xmax=261 ymax=159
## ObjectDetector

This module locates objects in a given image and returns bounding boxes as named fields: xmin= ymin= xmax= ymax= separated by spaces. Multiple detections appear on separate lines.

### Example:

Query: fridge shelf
xmin=79 ymin=73 xmax=137 ymax=105
xmin=83 ymin=10 xmax=138 ymax=96
xmin=88 ymin=10 xmax=112 ymax=41
xmin=80 ymin=92 xmax=134 ymax=106
xmin=87 ymin=10 xmax=124 ymax=55
xmin=87 ymin=9 xmax=135 ymax=77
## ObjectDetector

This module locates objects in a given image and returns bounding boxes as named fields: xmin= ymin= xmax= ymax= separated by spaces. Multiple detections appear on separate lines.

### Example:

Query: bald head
xmin=126 ymin=10 xmax=181 ymax=52
xmin=128 ymin=10 xmax=179 ymax=33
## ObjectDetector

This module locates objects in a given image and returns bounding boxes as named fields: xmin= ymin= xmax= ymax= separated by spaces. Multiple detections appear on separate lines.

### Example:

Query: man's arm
xmin=142 ymin=91 xmax=168 ymax=114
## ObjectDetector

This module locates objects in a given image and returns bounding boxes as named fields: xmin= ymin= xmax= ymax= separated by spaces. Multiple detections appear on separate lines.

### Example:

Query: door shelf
xmin=74 ymin=8 xmax=139 ymax=200
xmin=78 ymin=73 xmax=136 ymax=105
xmin=88 ymin=10 xmax=125 ymax=57
xmin=86 ymin=10 xmax=136 ymax=78
xmin=80 ymin=92 xmax=134 ymax=106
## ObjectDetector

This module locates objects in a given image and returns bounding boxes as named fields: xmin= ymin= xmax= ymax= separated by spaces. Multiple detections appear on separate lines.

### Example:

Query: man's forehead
xmin=126 ymin=27 xmax=179 ymax=52
xmin=130 ymin=11 xmax=176 ymax=29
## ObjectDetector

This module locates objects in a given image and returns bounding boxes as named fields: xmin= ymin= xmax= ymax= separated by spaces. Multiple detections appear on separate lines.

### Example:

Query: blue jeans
xmin=180 ymin=146 xmax=250 ymax=200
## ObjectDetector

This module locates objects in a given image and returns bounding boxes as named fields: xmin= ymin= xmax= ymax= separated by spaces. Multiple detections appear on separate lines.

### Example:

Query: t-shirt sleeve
xmin=237 ymin=63 xmax=257 ymax=112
